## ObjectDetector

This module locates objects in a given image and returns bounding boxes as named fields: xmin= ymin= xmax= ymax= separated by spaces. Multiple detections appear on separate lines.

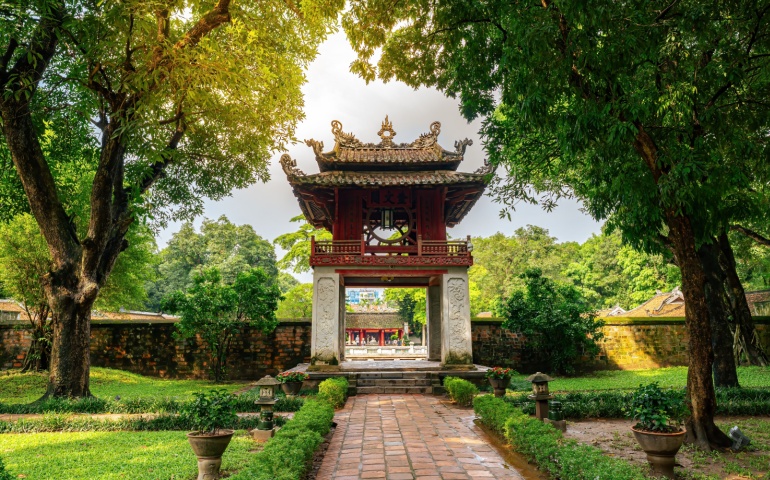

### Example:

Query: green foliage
xmin=163 ymin=267 xmax=281 ymax=381
xmin=384 ymin=288 xmax=425 ymax=337
xmin=0 ymin=457 xmax=12 ymax=480
xmin=474 ymin=395 xmax=646 ymax=480
xmin=179 ymin=389 xmax=238 ymax=435
xmin=229 ymin=399 xmax=334 ymax=480
xmin=147 ymin=216 xmax=278 ymax=311
xmin=317 ymin=377 xmax=349 ymax=409
xmin=276 ymin=283 xmax=313 ymax=319
xmin=503 ymin=388 xmax=770 ymax=419
xmin=501 ymin=269 xmax=603 ymax=374
xmin=274 ymin=215 xmax=332 ymax=274
xmin=276 ymin=371 xmax=309 ymax=383
xmin=628 ymin=382 xmax=688 ymax=433
xmin=443 ymin=376 xmax=478 ymax=407
xmin=0 ymin=430 xmax=254 ymax=480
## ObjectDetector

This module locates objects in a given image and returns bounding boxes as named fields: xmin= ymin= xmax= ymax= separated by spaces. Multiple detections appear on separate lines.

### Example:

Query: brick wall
xmin=3 ymin=317 xmax=769 ymax=377
xmin=469 ymin=318 xmax=770 ymax=371
xmin=1 ymin=319 xmax=312 ymax=379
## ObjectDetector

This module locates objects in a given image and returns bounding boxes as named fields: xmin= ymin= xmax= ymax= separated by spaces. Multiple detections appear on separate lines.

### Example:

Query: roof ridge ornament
xmin=280 ymin=154 xmax=305 ymax=177
xmin=474 ymin=158 xmax=495 ymax=175
xmin=454 ymin=138 xmax=472 ymax=155
xmin=377 ymin=115 xmax=397 ymax=148
xmin=409 ymin=121 xmax=441 ymax=149
xmin=331 ymin=120 xmax=363 ymax=148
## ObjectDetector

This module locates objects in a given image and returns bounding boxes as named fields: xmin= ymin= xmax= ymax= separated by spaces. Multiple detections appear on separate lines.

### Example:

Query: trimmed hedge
xmin=474 ymin=395 xmax=647 ymax=480
xmin=444 ymin=377 xmax=478 ymax=407
xmin=0 ymin=391 xmax=305 ymax=415
xmin=229 ymin=399 xmax=335 ymax=480
xmin=0 ymin=412 xmax=287 ymax=433
xmin=504 ymin=388 xmax=770 ymax=418
xmin=318 ymin=377 xmax=348 ymax=409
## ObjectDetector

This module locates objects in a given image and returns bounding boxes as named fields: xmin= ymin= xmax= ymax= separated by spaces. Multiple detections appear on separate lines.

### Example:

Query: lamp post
xmin=525 ymin=372 xmax=554 ymax=422
xmin=252 ymin=375 xmax=279 ymax=442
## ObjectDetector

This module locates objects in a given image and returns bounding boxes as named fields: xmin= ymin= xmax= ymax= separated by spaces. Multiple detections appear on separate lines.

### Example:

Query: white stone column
xmin=427 ymin=284 xmax=442 ymax=361
xmin=310 ymin=268 xmax=341 ymax=366
xmin=440 ymin=268 xmax=473 ymax=366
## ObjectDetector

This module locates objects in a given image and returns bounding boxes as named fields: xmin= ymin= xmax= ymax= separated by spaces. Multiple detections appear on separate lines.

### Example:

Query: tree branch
xmin=731 ymin=225 xmax=770 ymax=247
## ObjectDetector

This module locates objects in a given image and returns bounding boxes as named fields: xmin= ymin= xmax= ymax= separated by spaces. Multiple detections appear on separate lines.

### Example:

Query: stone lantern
xmin=252 ymin=375 xmax=279 ymax=442
xmin=525 ymin=372 xmax=554 ymax=422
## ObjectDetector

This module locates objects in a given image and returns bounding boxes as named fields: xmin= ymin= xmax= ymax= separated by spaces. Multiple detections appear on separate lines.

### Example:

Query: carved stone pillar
xmin=310 ymin=268 xmax=341 ymax=368
xmin=440 ymin=268 xmax=474 ymax=367
xmin=427 ymin=284 xmax=442 ymax=361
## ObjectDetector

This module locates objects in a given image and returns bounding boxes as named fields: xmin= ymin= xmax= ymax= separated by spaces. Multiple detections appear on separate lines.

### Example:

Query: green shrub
xmin=444 ymin=377 xmax=478 ymax=407
xmin=503 ymin=388 xmax=770 ymax=419
xmin=230 ymin=399 xmax=334 ymax=480
xmin=0 ymin=457 xmax=12 ymax=480
xmin=179 ymin=389 xmax=238 ymax=434
xmin=628 ymin=382 xmax=687 ymax=433
xmin=474 ymin=395 xmax=646 ymax=480
xmin=318 ymin=377 xmax=348 ymax=409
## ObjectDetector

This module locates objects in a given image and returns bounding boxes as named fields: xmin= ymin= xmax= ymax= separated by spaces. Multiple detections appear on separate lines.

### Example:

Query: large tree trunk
xmin=45 ymin=296 xmax=94 ymax=398
xmin=666 ymin=214 xmax=732 ymax=450
xmin=698 ymin=242 xmax=740 ymax=388
xmin=717 ymin=233 xmax=768 ymax=366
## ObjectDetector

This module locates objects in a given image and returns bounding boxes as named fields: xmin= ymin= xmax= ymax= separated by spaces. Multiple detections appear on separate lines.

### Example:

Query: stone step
xmin=356 ymin=378 xmax=432 ymax=387
xmin=354 ymin=372 xmax=430 ymax=379
xmin=356 ymin=386 xmax=433 ymax=395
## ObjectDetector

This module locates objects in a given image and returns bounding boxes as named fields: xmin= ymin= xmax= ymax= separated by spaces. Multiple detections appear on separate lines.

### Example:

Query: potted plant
xmin=627 ymin=382 xmax=688 ymax=479
xmin=181 ymin=389 xmax=238 ymax=480
xmin=276 ymin=371 xmax=309 ymax=396
xmin=485 ymin=367 xmax=516 ymax=397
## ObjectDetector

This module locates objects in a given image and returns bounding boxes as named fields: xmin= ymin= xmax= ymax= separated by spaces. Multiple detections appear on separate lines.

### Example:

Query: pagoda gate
xmin=281 ymin=117 xmax=493 ymax=370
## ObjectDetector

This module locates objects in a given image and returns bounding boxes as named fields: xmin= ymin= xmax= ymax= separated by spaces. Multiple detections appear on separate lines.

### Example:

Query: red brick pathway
xmin=317 ymin=395 xmax=524 ymax=480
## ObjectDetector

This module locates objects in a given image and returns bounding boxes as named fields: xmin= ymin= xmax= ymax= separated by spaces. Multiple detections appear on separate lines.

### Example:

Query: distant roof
xmin=346 ymin=312 xmax=403 ymax=329
xmin=0 ymin=300 xmax=177 ymax=323
xmin=305 ymin=118 xmax=471 ymax=172
xmin=605 ymin=288 xmax=686 ymax=318
xmin=746 ymin=290 xmax=770 ymax=315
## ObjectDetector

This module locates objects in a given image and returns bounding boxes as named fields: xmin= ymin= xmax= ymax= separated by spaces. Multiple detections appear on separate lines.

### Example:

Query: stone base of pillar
xmin=250 ymin=428 xmax=276 ymax=442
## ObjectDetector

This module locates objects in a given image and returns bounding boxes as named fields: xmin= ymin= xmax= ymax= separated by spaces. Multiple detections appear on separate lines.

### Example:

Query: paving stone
xmin=317 ymin=395 xmax=525 ymax=479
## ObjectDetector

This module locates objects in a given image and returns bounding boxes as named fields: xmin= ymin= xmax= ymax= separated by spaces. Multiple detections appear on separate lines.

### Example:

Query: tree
xmin=274 ymin=214 xmax=332 ymax=274
xmin=469 ymin=227 xmax=575 ymax=313
xmin=146 ymin=216 xmax=278 ymax=311
xmin=342 ymin=0 xmax=770 ymax=448
xmin=0 ymin=213 xmax=155 ymax=371
xmin=0 ymin=0 xmax=342 ymax=398
xmin=384 ymin=288 xmax=426 ymax=340
xmin=163 ymin=267 xmax=281 ymax=382
xmin=500 ymin=269 xmax=603 ymax=375
xmin=276 ymin=283 xmax=313 ymax=319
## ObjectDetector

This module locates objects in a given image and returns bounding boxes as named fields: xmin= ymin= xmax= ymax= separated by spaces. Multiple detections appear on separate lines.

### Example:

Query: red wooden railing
xmin=311 ymin=235 xmax=472 ymax=258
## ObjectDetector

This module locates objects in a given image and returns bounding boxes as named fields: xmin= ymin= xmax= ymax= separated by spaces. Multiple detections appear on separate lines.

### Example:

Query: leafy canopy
xmin=500 ymin=268 xmax=603 ymax=374
xmin=274 ymin=215 xmax=332 ymax=274
xmin=147 ymin=215 xmax=277 ymax=311
xmin=163 ymin=267 xmax=281 ymax=381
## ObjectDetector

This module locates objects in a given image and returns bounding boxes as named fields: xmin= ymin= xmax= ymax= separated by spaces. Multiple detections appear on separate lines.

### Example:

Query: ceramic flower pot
xmin=187 ymin=430 xmax=234 ymax=480
xmin=631 ymin=426 xmax=686 ymax=479
xmin=488 ymin=377 xmax=511 ymax=397
xmin=281 ymin=381 xmax=303 ymax=396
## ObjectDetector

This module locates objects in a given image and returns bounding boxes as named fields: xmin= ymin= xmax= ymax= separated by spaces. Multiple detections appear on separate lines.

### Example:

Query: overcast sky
xmin=158 ymin=32 xmax=602 ymax=281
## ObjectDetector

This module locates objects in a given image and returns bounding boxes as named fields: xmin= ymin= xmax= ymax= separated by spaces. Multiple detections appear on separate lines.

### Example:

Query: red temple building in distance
xmin=281 ymin=117 xmax=494 ymax=369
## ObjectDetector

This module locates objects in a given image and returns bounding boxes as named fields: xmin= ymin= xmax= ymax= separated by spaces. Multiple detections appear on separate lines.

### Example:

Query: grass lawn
xmin=0 ymin=368 xmax=248 ymax=404
xmin=0 ymin=430 xmax=256 ymax=480
xmin=508 ymin=366 xmax=770 ymax=392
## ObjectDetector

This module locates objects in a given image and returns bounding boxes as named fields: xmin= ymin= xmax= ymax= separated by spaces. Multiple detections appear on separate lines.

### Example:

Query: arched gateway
xmin=281 ymin=117 xmax=493 ymax=370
